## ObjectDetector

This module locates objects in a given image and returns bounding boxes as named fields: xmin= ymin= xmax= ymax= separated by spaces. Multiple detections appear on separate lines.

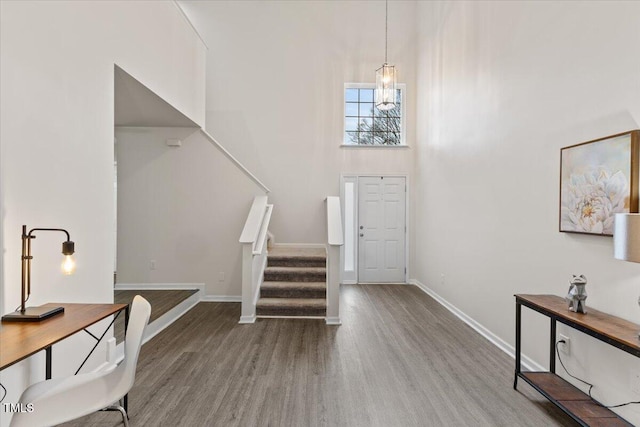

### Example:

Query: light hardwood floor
xmin=62 ymin=285 xmax=577 ymax=426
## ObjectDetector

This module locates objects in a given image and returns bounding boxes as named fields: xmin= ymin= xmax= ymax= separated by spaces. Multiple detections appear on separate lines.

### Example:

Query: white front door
xmin=358 ymin=176 xmax=406 ymax=283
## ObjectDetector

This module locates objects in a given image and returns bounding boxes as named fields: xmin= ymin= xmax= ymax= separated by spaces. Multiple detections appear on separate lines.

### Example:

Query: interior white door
xmin=358 ymin=176 xmax=406 ymax=283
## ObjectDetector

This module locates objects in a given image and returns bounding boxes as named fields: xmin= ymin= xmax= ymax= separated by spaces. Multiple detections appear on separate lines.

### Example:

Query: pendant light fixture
xmin=375 ymin=0 xmax=396 ymax=111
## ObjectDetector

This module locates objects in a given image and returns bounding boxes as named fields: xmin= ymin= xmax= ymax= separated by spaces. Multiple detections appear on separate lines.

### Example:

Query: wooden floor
xmin=62 ymin=285 xmax=577 ymax=427
xmin=113 ymin=289 xmax=198 ymax=343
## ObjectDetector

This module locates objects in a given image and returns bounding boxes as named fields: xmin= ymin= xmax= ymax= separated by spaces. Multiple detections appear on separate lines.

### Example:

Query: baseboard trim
xmin=143 ymin=290 xmax=201 ymax=342
xmin=115 ymin=283 xmax=205 ymax=292
xmin=358 ymin=282 xmax=409 ymax=285
xmin=239 ymin=315 xmax=257 ymax=324
xmin=256 ymin=315 xmax=325 ymax=320
xmin=325 ymin=316 xmax=341 ymax=325
xmin=409 ymin=279 xmax=544 ymax=372
xmin=201 ymin=295 xmax=242 ymax=302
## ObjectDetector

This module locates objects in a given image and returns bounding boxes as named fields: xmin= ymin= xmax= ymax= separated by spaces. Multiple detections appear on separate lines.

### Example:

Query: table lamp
xmin=1 ymin=225 xmax=75 ymax=322
xmin=613 ymin=213 xmax=640 ymax=338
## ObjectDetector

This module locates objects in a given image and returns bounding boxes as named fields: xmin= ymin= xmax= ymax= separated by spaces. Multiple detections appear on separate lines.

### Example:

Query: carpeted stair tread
xmin=267 ymin=255 xmax=325 ymax=267
xmin=264 ymin=266 xmax=326 ymax=282
xmin=261 ymin=281 xmax=326 ymax=298
xmin=257 ymin=298 xmax=326 ymax=307
xmin=267 ymin=247 xmax=326 ymax=268
xmin=256 ymin=298 xmax=326 ymax=317
xmin=268 ymin=255 xmax=326 ymax=261
xmin=265 ymin=266 xmax=326 ymax=273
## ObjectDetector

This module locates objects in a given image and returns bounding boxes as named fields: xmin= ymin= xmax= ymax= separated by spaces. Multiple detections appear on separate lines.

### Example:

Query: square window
xmin=359 ymin=103 xmax=374 ymax=117
xmin=344 ymin=84 xmax=405 ymax=146
xmin=345 ymin=131 xmax=358 ymax=144
xmin=345 ymin=117 xmax=358 ymax=132
xmin=372 ymin=132 xmax=386 ymax=145
xmin=387 ymin=132 xmax=401 ymax=145
xmin=345 ymin=88 xmax=359 ymax=103
xmin=359 ymin=132 xmax=373 ymax=145
xmin=359 ymin=118 xmax=372 ymax=129
xmin=360 ymin=89 xmax=374 ymax=102
xmin=345 ymin=103 xmax=358 ymax=116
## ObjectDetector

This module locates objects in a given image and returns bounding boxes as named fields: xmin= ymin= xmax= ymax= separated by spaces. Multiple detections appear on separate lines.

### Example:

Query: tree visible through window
xmin=344 ymin=86 xmax=403 ymax=146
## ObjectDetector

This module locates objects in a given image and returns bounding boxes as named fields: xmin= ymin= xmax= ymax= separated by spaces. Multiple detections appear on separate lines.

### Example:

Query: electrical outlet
xmin=219 ymin=272 xmax=225 ymax=282
xmin=632 ymin=371 xmax=640 ymax=396
xmin=440 ymin=273 xmax=445 ymax=285
xmin=558 ymin=334 xmax=571 ymax=356
xmin=150 ymin=260 xmax=156 ymax=270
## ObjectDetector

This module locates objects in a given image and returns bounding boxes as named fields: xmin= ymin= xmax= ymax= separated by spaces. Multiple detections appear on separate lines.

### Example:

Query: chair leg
xmin=115 ymin=405 xmax=129 ymax=427
xmin=103 ymin=404 xmax=129 ymax=427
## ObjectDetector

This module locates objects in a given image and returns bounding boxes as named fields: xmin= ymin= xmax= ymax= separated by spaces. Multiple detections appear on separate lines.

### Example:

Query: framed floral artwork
xmin=560 ymin=130 xmax=640 ymax=236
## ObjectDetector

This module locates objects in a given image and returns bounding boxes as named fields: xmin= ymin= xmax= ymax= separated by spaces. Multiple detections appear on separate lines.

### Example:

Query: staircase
xmin=256 ymin=246 xmax=327 ymax=317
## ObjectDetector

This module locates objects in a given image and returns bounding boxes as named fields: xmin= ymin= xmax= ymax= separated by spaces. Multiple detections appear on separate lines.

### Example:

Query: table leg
xmin=45 ymin=346 xmax=52 ymax=379
xmin=550 ymin=317 xmax=556 ymax=374
xmin=514 ymin=301 xmax=521 ymax=389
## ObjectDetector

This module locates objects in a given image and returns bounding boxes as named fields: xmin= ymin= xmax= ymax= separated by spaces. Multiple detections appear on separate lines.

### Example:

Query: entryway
xmin=341 ymin=175 xmax=407 ymax=284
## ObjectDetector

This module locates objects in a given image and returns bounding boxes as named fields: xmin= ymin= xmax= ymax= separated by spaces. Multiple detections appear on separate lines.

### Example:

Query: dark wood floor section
xmin=63 ymin=285 xmax=577 ymax=426
xmin=113 ymin=289 xmax=198 ymax=343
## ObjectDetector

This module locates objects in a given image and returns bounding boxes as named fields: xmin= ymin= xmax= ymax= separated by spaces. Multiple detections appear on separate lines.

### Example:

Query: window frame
xmin=341 ymin=82 xmax=407 ymax=148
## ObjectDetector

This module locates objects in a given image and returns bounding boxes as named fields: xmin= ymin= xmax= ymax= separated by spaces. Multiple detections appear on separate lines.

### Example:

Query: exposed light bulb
xmin=62 ymin=255 xmax=75 ymax=275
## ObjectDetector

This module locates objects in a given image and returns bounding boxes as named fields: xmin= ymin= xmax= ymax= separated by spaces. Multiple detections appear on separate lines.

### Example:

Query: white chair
xmin=10 ymin=295 xmax=151 ymax=427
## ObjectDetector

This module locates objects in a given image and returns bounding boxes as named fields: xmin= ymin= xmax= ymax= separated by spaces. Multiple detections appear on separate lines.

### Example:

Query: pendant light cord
xmin=385 ymin=0 xmax=388 ymax=63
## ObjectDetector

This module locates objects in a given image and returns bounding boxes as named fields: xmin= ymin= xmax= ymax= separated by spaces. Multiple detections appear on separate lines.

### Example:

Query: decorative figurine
xmin=566 ymin=274 xmax=588 ymax=313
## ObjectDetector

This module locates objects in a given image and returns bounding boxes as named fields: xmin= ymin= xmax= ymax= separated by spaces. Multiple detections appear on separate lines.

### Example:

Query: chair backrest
xmin=118 ymin=295 xmax=151 ymax=390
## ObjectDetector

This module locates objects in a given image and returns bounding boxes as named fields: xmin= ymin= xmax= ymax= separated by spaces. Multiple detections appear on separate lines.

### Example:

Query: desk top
xmin=0 ymin=302 xmax=127 ymax=370
xmin=515 ymin=294 xmax=640 ymax=356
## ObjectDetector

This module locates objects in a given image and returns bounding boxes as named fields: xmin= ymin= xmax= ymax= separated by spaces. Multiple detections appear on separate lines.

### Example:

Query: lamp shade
xmin=614 ymin=213 xmax=640 ymax=263
xmin=375 ymin=64 xmax=396 ymax=111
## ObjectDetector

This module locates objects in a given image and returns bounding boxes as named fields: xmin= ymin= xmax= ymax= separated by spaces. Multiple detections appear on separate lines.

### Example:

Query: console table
xmin=1 ymin=303 xmax=129 ymax=408
xmin=514 ymin=294 xmax=639 ymax=427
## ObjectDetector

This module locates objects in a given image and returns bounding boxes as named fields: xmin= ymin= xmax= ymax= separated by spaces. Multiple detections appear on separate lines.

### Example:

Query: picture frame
xmin=559 ymin=130 xmax=640 ymax=236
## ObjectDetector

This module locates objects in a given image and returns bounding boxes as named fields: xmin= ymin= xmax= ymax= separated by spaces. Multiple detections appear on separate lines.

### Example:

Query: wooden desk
xmin=514 ymin=294 xmax=639 ymax=427
xmin=1 ymin=303 xmax=128 ymax=377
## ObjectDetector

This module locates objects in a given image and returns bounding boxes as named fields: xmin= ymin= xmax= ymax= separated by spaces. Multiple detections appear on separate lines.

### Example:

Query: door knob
xmin=360 ymin=225 xmax=364 ymax=230
xmin=360 ymin=233 xmax=364 ymax=237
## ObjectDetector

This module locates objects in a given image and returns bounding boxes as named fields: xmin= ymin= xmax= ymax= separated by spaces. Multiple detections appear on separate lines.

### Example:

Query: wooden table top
xmin=0 ymin=302 xmax=128 ymax=370
xmin=515 ymin=294 xmax=640 ymax=354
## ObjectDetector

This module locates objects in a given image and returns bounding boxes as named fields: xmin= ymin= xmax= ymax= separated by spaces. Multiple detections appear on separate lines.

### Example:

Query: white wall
xmin=0 ymin=1 xmax=205 ymax=423
xmin=179 ymin=0 xmax=417 ymax=245
xmin=415 ymin=1 xmax=640 ymax=423
xmin=115 ymin=127 xmax=265 ymax=296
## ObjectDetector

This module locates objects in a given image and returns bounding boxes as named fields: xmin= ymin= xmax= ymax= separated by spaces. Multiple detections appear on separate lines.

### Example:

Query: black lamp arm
xmin=27 ymin=228 xmax=72 ymax=242
xmin=19 ymin=225 xmax=74 ymax=314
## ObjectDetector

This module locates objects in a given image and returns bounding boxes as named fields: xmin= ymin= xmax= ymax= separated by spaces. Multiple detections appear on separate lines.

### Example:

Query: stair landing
xmin=267 ymin=246 xmax=326 ymax=267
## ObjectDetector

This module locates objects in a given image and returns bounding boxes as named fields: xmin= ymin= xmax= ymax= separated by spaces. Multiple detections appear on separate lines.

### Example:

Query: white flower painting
xmin=560 ymin=132 xmax=638 ymax=235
